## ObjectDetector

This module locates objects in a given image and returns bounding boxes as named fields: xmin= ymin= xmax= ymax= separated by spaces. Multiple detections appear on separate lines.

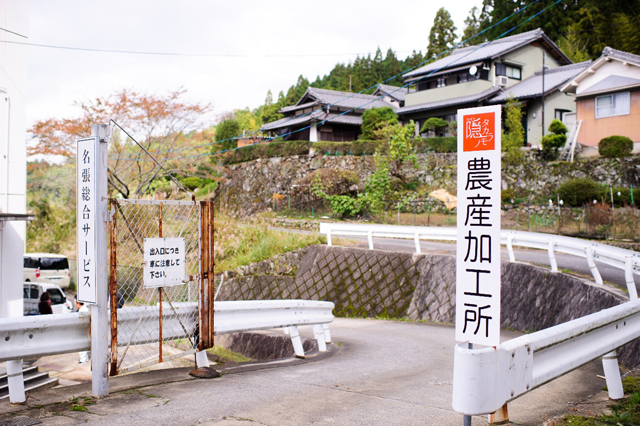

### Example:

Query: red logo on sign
xmin=463 ymin=113 xmax=495 ymax=151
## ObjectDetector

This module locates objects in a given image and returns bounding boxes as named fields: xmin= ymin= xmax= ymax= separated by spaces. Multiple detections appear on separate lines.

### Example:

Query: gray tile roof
xmin=602 ymin=46 xmax=640 ymax=66
xmin=280 ymin=101 xmax=318 ymax=113
xmin=260 ymin=109 xmax=362 ymax=132
xmin=303 ymin=87 xmax=397 ymax=110
xmin=490 ymin=61 xmax=591 ymax=102
xmin=403 ymin=29 xmax=570 ymax=81
xmin=397 ymin=87 xmax=501 ymax=115
xmin=374 ymin=84 xmax=409 ymax=102
xmin=579 ymin=74 xmax=640 ymax=97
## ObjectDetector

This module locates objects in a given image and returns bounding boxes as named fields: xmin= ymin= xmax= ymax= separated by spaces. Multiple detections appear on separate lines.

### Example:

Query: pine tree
xmin=426 ymin=8 xmax=457 ymax=59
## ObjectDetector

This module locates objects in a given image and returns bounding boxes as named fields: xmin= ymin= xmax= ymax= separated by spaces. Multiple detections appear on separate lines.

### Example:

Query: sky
xmin=24 ymin=0 xmax=480 ymax=129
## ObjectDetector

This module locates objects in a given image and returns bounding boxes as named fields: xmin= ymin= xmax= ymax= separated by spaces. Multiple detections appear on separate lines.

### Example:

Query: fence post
xmin=625 ymin=256 xmax=638 ymax=300
xmin=507 ymin=234 xmax=515 ymax=262
xmin=602 ymin=350 xmax=624 ymax=400
xmin=92 ymin=123 xmax=110 ymax=397
xmin=367 ymin=229 xmax=374 ymax=250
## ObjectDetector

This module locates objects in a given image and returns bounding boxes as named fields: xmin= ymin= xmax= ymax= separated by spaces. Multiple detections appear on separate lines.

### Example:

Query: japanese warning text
xmin=456 ymin=106 xmax=501 ymax=346
xmin=143 ymin=238 xmax=186 ymax=288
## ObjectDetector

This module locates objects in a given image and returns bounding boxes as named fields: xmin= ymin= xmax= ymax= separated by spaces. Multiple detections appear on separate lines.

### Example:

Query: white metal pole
xmin=91 ymin=124 xmax=110 ymax=397
xmin=602 ymin=350 xmax=624 ymax=400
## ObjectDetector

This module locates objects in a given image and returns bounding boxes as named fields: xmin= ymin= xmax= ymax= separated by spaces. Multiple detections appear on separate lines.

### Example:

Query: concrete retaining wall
xmin=218 ymin=245 xmax=640 ymax=367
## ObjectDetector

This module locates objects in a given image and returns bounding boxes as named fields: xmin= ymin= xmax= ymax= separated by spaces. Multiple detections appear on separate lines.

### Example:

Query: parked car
xmin=24 ymin=253 xmax=71 ymax=289
xmin=23 ymin=282 xmax=70 ymax=315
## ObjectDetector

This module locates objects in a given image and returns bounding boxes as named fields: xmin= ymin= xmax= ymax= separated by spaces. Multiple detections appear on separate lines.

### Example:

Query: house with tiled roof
xmin=260 ymin=87 xmax=398 ymax=142
xmin=398 ymin=29 xmax=574 ymax=146
xmin=560 ymin=47 xmax=640 ymax=155
xmin=372 ymin=84 xmax=409 ymax=108
xmin=489 ymin=61 xmax=591 ymax=146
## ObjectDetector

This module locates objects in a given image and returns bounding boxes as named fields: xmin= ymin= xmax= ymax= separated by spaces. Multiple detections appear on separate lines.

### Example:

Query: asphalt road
xmin=7 ymin=318 xmax=604 ymax=426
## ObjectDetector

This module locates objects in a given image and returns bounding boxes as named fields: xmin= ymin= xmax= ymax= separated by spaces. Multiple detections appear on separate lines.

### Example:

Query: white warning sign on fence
xmin=143 ymin=238 xmax=186 ymax=288
xmin=455 ymin=105 xmax=502 ymax=347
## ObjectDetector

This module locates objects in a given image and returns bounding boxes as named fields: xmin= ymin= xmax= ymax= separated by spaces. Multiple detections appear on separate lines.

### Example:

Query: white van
xmin=24 ymin=253 xmax=71 ymax=289
xmin=23 ymin=282 xmax=70 ymax=315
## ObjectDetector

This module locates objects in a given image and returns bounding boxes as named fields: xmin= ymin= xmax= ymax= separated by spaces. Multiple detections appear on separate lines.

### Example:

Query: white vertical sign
xmin=77 ymin=137 xmax=97 ymax=304
xmin=455 ymin=105 xmax=502 ymax=346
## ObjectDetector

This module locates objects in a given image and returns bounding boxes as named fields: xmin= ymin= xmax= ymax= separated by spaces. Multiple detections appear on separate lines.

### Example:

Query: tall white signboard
xmin=76 ymin=137 xmax=97 ymax=304
xmin=455 ymin=105 xmax=501 ymax=347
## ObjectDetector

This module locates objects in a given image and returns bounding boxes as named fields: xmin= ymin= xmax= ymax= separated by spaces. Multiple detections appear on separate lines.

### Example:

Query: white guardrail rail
xmin=319 ymin=223 xmax=640 ymax=298
xmin=0 ymin=300 xmax=335 ymax=363
xmin=319 ymin=222 xmax=640 ymax=418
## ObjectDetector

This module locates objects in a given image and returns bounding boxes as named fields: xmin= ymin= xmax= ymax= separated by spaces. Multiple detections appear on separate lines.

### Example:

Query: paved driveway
xmin=7 ymin=318 xmax=603 ymax=425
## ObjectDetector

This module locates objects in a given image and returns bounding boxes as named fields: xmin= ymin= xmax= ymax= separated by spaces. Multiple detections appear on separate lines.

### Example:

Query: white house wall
xmin=0 ymin=0 xmax=28 ymax=318
xmin=525 ymin=91 xmax=577 ymax=148
xmin=577 ymin=60 xmax=640 ymax=95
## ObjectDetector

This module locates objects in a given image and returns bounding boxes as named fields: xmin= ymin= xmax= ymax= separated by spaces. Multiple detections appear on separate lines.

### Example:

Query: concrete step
xmin=0 ymin=365 xmax=59 ymax=400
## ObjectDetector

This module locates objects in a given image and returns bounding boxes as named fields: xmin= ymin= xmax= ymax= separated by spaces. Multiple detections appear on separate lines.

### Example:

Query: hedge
xmin=598 ymin=135 xmax=633 ymax=158
xmin=219 ymin=137 xmax=456 ymax=165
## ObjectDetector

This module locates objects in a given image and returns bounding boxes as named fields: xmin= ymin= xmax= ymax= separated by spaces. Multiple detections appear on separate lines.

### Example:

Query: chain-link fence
xmin=110 ymin=199 xmax=201 ymax=375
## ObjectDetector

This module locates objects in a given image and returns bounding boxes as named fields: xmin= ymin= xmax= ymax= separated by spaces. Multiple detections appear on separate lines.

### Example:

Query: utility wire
xmin=2 ymin=39 xmax=420 ymax=58
xmin=0 ymin=26 xmax=27 ymax=39
xmin=108 ymin=119 xmax=192 ymax=198
xmin=111 ymin=0 xmax=557 ymax=163
xmin=109 ymin=0 xmax=546 ymax=162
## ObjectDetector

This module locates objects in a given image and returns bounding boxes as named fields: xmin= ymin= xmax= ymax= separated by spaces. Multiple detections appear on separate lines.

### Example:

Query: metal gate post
xmin=91 ymin=123 xmax=110 ymax=397
xmin=208 ymin=202 xmax=215 ymax=346
xmin=158 ymin=203 xmax=163 ymax=363
xmin=109 ymin=201 xmax=118 ymax=376
xmin=198 ymin=201 xmax=210 ymax=350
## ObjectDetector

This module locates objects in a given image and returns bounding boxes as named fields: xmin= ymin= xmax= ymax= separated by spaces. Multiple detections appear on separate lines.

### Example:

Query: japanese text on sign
xmin=456 ymin=106 xmax=502 ymax=346
xmin=76 ymin=137 xmax=97 ymax=304
xmin=143 ymin=238 xmax=186 ymax=288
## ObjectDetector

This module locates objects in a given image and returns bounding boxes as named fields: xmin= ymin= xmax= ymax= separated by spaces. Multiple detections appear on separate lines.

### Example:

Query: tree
xmin=421 ymin=117 xmax=449 ymax=136
xmin=360 ymin=107 xmax=398 ymax=140
xmin=502 ymin=97 xmax=525 ymax=163
xmin=427 ymin=8 xmax=457 ymax=59
xmin=215 ymin=119 xmax=241 ymax=151
xmin=462 ymin=6 xmax=482 ymax=44
xmin=374 ymin=121 xmax=417 ymax=185
xmin=28 ymin=89 xmax=211 ymax=198
xmin=541 ymin=118 xmax=568 ymax=158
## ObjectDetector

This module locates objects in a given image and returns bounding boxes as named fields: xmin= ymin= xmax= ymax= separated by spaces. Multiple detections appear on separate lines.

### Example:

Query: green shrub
xmin=180 ymin=177 xmax=207 ymax=191
xmin=501 ymin=188 xmax=516 ymax=204
xmin=599 ymin=135 xmax=633 ymax=158
xmin=548 ymin=119 xmax=568 ymax=135
xmin=414 ymin=137 xmax=457 ymax=153
xmin=557 ymin=178 xmax=605 ymax=207
xmin=541 ymin=134 xmax=567 ymax=151
xmin=361 ymin=107 xmax=398 ymax=140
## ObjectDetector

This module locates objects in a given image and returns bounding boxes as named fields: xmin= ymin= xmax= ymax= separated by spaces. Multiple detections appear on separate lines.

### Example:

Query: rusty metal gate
xmin=109 ymin=199 xmax=215 ymax=375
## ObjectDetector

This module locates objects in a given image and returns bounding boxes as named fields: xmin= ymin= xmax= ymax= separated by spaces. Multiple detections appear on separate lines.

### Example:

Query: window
xmin=596 ymin=92 xmax=630 ymax=118
xmin=495 ymin=63 xmax=521 ymax=80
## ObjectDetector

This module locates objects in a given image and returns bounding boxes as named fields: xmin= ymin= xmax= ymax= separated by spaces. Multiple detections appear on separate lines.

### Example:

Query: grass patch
xmin=214 ymin=214 xmax=325 ymax=273
xmin=206 ymin=346 xmax=253 ymax=363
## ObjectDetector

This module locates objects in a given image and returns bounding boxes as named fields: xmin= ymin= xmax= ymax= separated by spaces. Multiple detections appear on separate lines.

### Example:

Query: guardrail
xmin=319 ymin=222 xmax=640 ymax=421
xmin=453 ymin=298 xmax=640 ymax=415
xmin=319 ymin=223 xmax=640 ymax=298
xmin=0 ymin=299 xmax=334 ymax=363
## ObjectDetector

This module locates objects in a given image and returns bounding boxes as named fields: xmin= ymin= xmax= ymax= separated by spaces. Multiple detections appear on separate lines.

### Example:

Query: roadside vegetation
xmin=213 ymin=214 xmax=325 ymax=274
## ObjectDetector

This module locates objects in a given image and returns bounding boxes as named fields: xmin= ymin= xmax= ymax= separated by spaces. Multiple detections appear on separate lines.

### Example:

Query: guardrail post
xmin=602 ymin=350 xmax=624 ymax=399
xmin=322 ymin=323 xmax=331 ymax=343
xmin=327 ymin=229 xmax=332 ymax=247
xmin=625 ymin=256 xmax=638 ymax=300
xmin=507 ymin=234 xmax=515 ymax=262
xmin=414 ymin=233 xmax=421 ymax=254
xmin=585 ymin=247 xmax=603 ymax=285
xmin=547 ymin=239 xmax=558 ymax=272
xmin=367 ymin=229 xmax=374 ymax=250
xmin=313 ymin=325 xmax=327 ymax=352
xmin=287 ymin=326 xmax=305 ymax=358
xmin=488 ymin=403 xmax=509 ymax=425
xmin=6 ymin=360 xmax=25 ymax=404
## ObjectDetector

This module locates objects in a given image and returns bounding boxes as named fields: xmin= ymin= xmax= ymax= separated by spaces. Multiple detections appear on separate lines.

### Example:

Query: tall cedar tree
xmin=426 ymin=8 xmax=458 ymax=59
xmin=462 ymin=6 xmax=482 ymax=45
